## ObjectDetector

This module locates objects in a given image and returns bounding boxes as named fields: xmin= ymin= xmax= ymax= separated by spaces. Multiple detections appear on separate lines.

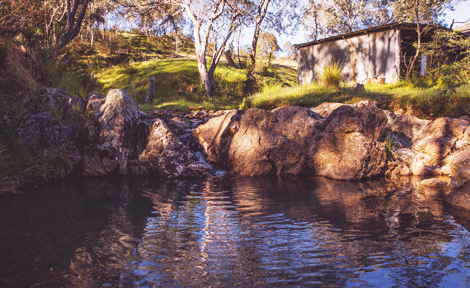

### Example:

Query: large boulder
xmin=191 ymin=109 xmax=241 ymax=170
xmin=16 ymin=112 xmax=82 ymax=177
xmin=271 ymin=106 xmax=323 ymax=148
xmin=307 ymin=132 xmax=387 ymax=181
xmin=81 ymin=89 xmax=144 ymax=175
xmin=228 ymin=109 xmax=304 ymax=176
xmin=192 ymin=107 xmax=323 ymax=176
xmin=131 ymin=119 xmax=212 ymax=178
xmin=445 ymin=161 xmax=470 ymax=210
xmin=305 ymin=101 xmax=388 ymax=180
xmin=319 ymin=102 xmax=388 ymax=141
xmin=412 ymin=117 xmax=469 ymax=166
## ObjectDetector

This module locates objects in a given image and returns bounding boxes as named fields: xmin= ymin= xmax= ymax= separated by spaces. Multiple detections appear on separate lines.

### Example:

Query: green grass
xmin=94 ymin=58 xmax=298 ymax=112
xmin=240 ymin=80 xmax=470 ymax=119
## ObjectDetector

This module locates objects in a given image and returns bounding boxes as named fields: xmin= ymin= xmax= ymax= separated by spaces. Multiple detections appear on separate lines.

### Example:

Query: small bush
xmin=320 ymin=60 xmax=343 ymax=89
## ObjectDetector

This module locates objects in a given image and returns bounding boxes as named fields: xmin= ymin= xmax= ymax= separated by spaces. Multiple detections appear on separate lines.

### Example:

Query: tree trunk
xmin=55 ymin=0 xmax=90 ymax=50
xmin=245 ymin=0 xmax=271 ymax=95
xmin=90 ymin=21 xmax=95 ymax=51
xmin=196 ymin=52 xmax=216 ymax=97
xmin=225 ymin=50 xmax=238 ymax=68
xmin=145 ymin=75 xmax=155 ymax=102
xmin=406 ymin=1 xmax=421 ymax=79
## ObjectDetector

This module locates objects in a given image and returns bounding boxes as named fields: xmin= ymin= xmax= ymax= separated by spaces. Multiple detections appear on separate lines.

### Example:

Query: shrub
xmin=320 ymin=60 xmax=343 ymax=89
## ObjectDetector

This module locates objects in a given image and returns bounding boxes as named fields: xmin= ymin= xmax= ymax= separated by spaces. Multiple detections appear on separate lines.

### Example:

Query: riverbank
xmin=2 ymin=174 xmax=469 ymax=287
xmin=1 ymin=86 xmax=470 ymax=212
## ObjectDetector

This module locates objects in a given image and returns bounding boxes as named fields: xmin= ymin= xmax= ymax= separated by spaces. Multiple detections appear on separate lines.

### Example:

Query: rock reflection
xmin=0 ymin=178 xmax=153 ymax=288
xmin=122 ymin=175 xmax=470 ymax=287
xmin=1 ymin=175 xmax=469 ymax=287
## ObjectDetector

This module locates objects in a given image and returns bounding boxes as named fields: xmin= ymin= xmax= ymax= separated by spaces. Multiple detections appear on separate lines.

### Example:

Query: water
xmin=1 ymin=175 xmax=470 ymax=287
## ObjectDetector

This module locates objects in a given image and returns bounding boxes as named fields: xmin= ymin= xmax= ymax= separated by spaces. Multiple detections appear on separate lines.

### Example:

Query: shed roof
xmin=294 ymin=23 xmax=422 ymax=48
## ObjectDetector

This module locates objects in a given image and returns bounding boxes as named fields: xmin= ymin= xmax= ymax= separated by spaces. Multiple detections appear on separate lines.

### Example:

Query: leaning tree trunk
xmin=55 ymin=0 xmax=90 ymax=50
xmin=225 ymin=50 xmax=238 ymax=68
xmin=406 ymin=0 xmax=422 ymax=79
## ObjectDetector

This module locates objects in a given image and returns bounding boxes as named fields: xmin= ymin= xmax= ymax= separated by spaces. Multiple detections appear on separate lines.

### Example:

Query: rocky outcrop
xmin=15 ymin=88 xmax=86 ymax=179
xmin=305 ymin=101 xmax=388 ymax=180
xmin=386 ymin=111 xmax=470 ymax=176
xmin=192 ymin=108 xmax=322 ymax=176
xmin=192 ymin=101 xmax=387 ymax=179
xmin=319 ymin=102 xmax=388 ymax=141
xmin=228 ymin=109 xmax=305 ymax=176
xmin=444 ymin=149 xmax=470 ymax=210
xmin=7 ymin=85 xmax=470 ymax=206
xmin=12 ymin=88 xmax=213 ymax=181
xmin=80 ymin=89 xmax=212 ymax=178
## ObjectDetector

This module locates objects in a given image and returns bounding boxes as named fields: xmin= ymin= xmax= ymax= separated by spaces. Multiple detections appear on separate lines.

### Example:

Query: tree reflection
xmin=122 ymin=175 xmax=470 ymax=287
xmin=1 ymin=175 xmax=469 ymax=287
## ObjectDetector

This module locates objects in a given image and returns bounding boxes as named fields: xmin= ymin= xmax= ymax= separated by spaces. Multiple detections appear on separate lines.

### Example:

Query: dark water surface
xmin=1 ymin=175 xmax=470 ymax=287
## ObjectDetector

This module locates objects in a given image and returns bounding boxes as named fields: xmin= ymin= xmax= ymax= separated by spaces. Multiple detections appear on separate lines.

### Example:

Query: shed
xmin=294 ymin=23 xmax=440 ymax=84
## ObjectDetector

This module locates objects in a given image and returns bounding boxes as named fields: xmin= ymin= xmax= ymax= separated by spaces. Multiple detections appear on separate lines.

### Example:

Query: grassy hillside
xmin=94 ymin=58 xmax=298 ymax=112
xmin=67 ymin=30 xmax=469 ymax=118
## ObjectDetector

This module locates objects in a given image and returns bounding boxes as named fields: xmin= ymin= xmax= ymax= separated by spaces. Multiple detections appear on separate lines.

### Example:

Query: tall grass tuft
xmin=320 ymin=60 xmax=343 ymax=90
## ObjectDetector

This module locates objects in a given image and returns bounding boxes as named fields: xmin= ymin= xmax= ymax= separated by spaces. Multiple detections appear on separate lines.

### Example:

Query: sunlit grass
xmin=95 ymin=58 xmax=298 ymax=112
xmin=241 ymin=81 xmax=470 ymax=118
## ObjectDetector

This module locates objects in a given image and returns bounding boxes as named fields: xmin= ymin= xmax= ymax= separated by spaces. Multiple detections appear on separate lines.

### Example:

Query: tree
xmin=0 ymin=0 xmax=43 ymax=36
xmin=257 ymin=32 xmax=279 ymax=64
xmin=302 ymin=0 xmax=393 ymax=40
xmin=392 ymin=0 xmax=458 ymax=78
xmin=86 ymin=0 xmax=107 ymax=51
xmin=55 ymin=0 xmax=90 ymax=50
xmin=118 ymin=0 xmax=247 ymax=97
xmin=282 ymin=41 xmax=297 ymax=61
xmin=244 ymin=0 xmax=297 ymax=93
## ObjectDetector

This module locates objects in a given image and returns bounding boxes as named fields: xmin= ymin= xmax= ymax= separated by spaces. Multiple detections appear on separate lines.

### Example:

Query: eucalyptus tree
xmin=244 ymin=0 xmax=298 ymax=93
xmin=302 ymin=0 xmax=393 ymax=40
xmin=282 ymin=41 xmax=297 ymax=61
xmin=87 ymin=0 xmax=108 ymax=50
xmin=55 ymin=0 xmax=91 ymax=50
xmin=43 ymin=0 xmax=67 ymax=48
xmin=119 ymin=0 xmax=249 ymax=97
xmin=257 ymin=32 xmax=280 ymax=64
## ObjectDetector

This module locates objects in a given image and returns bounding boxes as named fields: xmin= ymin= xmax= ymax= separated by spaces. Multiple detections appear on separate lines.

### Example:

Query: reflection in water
xmin=0 ymin=176 xmax=470 ymax=287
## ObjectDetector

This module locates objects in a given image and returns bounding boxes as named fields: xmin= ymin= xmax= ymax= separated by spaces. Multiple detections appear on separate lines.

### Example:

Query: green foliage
xmin=33 ymin=48 xmax=97 ymax=98
xmin=320 ymin=60 xmax=343 ymax=89
xmin=422 ymin=29 xmax=470 ymax=85
xmin=257 ymin=32 xmax=281 ymax=64
xmin=385 ymin=132 xmax=399 ymax=154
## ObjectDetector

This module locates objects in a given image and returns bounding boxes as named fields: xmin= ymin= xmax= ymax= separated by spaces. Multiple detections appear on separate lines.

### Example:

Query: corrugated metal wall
xmin=298 ymin=29 xmax=398 ymax=85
